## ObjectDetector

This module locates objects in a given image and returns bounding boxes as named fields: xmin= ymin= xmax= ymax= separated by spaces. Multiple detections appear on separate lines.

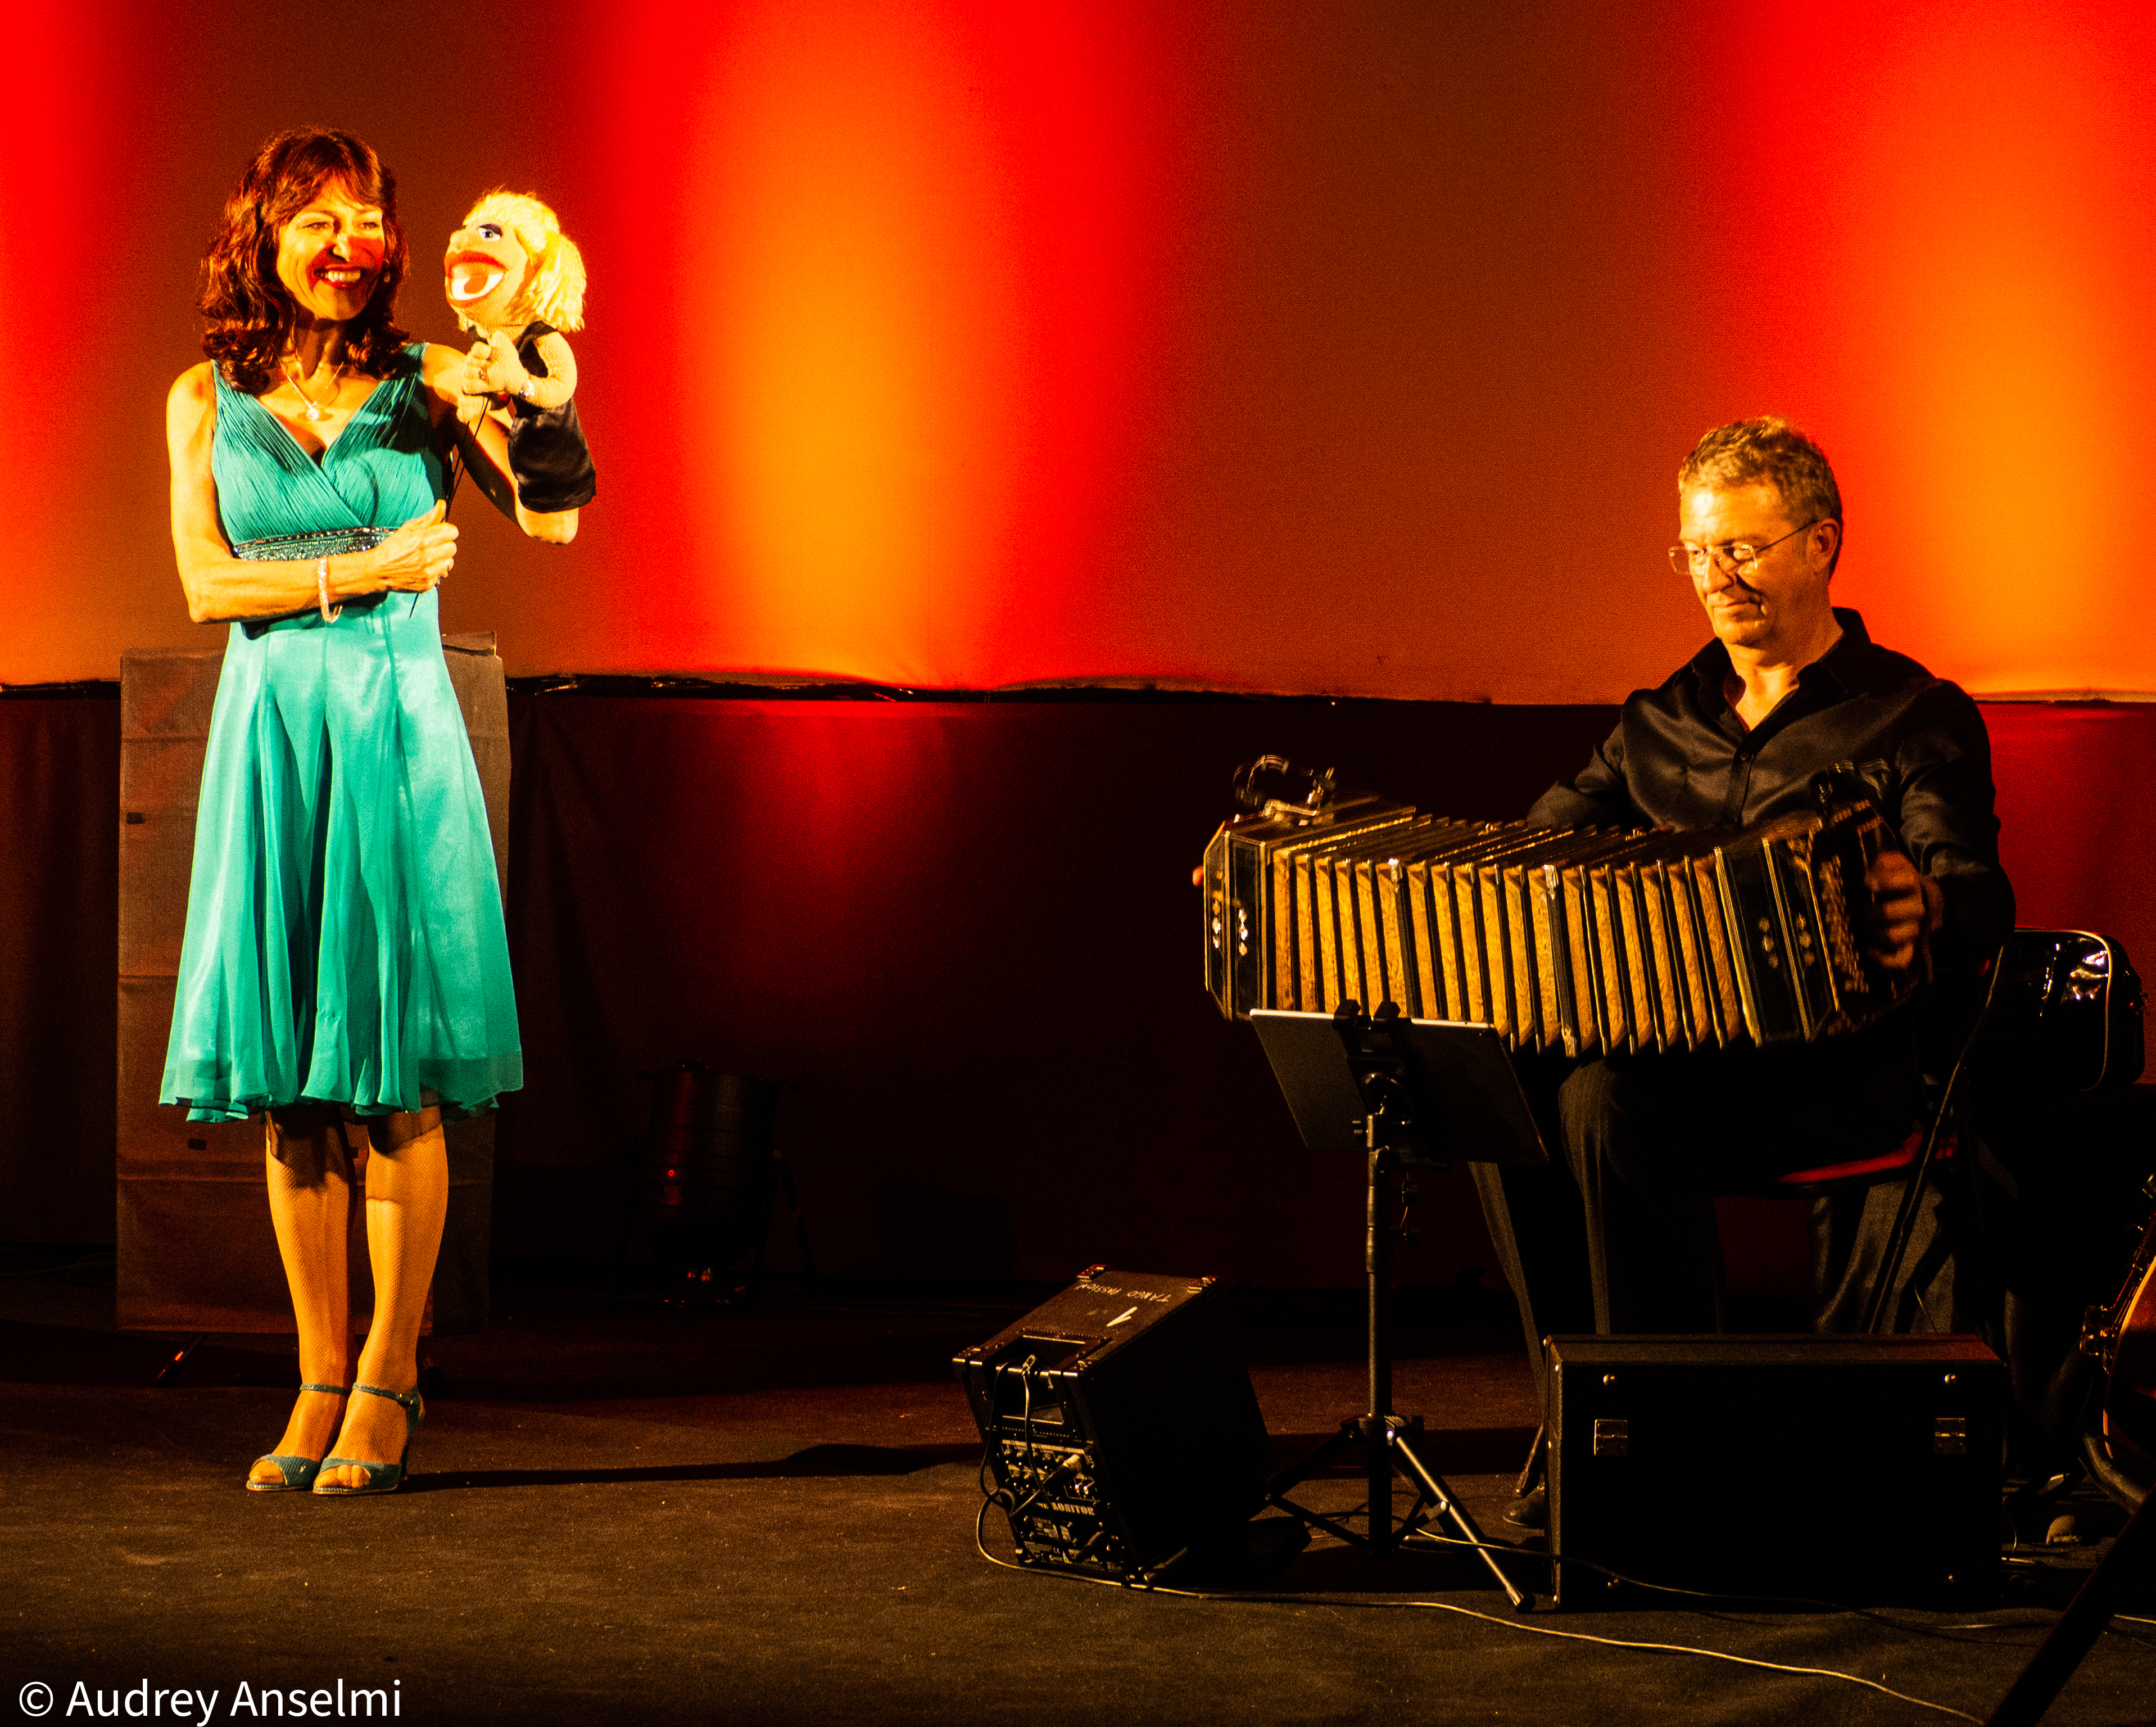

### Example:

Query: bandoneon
xmin=1200 ymin=765 xmax=1912 ymax=1057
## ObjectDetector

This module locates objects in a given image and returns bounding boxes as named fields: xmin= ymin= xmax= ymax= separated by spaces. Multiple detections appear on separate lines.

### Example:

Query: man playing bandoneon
xmin=1484 ymin=417 xmax=2014 ymax=1353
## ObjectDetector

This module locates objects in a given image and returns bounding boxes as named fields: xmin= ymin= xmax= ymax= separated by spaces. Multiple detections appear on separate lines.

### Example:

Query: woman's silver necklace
xmin=283 ymin=356 xmax=345 ymax=422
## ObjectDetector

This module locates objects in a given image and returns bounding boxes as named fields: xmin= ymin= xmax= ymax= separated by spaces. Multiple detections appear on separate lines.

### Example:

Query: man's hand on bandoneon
xmin=1865 ymin=851 xmax=1944 ymax=972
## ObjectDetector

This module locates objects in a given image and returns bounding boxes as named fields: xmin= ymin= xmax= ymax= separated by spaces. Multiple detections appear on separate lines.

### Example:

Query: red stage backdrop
xmin=1 ymin=0 xmax=2153 ymax=702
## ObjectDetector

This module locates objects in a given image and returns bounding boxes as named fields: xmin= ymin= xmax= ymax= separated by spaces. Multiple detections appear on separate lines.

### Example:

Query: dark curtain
xmin=7 ymin=690 xmax=2150 ymax=1292
xmin=0 ymin=697 xmax=119 ymax=1241
xmin=489 ymin=695 xmax=1617 ymax=1285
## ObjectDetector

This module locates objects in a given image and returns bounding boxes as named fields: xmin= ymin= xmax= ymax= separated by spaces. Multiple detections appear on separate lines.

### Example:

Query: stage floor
xmin=2 ymin=1255 xmax=2150 ymax=1726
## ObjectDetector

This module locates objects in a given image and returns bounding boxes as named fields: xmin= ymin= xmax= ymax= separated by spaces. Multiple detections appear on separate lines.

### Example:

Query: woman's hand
xmin=360 ymin=501 xmax=458 ymax=595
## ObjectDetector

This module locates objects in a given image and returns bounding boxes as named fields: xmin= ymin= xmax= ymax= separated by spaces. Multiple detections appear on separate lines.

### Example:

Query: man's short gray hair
xmin=1679 ymin=417 xmax=1843 ymax=571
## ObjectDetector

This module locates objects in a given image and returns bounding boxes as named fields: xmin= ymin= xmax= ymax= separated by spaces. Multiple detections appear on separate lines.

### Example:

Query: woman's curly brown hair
xmin=199 ymin=128 xmax=412 ymax=394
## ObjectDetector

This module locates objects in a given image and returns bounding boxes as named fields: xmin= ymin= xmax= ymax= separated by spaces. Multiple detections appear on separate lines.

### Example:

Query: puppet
xmin=445 ymin=191 xmax=596 ymax=521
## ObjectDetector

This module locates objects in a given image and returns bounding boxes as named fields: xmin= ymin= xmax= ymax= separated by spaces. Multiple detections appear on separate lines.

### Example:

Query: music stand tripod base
xmin=1251 ymin=1006 xmax=1548 ymax=1611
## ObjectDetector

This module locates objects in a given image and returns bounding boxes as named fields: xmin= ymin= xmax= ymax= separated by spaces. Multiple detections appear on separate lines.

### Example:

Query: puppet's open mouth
xmin=446 ymin=252 xmax=508 ymax=304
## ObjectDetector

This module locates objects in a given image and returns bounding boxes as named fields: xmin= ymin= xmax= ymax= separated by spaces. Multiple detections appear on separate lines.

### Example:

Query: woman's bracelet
xmin=316 ymin=557 xmax=342 ymax=623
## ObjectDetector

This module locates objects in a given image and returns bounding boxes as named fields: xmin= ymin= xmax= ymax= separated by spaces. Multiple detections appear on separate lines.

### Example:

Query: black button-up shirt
xmin=1527 ymin=608 xmax=2013 ymax=968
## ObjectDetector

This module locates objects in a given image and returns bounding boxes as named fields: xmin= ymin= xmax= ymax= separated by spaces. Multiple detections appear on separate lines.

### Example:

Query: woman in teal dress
xmin=161 ymin=129 xmax=573 ymax=1495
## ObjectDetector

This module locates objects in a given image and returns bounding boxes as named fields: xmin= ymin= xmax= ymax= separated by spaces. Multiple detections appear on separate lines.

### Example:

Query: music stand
xmin=1251 ymin=1003 xmax=1547 ymax=1608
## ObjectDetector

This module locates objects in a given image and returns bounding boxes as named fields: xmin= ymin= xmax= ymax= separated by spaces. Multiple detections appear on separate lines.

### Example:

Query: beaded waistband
xmin=232 ymin=527 xmax=399 ymax=637
xmin=232 ymin=526 xmax=389 ymax=562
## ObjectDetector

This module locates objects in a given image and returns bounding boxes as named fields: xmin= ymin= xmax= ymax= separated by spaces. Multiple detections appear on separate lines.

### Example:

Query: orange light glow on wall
xmin=1842 ymin=15 xmax=2154 ymax=691
xmin=0 ymin=3 xmax=134 ymax=682
xmin=6 ymin=1 xmax=2156 ymax=702
xmin=588 ymin=0 xmax=1171 ymax=688
xmin=689 ymin=1 xmax=1021 ymax=683
xmin=1695 ymin=1 xmax=2156 ymax=697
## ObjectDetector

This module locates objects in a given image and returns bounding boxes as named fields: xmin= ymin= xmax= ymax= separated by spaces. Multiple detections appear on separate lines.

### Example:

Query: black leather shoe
xmin=1504 ymin=1484 xmax=1547 ymax=1530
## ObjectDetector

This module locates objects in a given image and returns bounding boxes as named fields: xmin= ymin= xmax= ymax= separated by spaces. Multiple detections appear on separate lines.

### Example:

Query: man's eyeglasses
xmin=1667 ymin=520 xmax=1821 ymax=579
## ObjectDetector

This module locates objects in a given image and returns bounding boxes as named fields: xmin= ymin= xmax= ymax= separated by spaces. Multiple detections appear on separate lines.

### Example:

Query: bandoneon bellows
xmin=1199 ymin=765 xmax=1912 ymax=1056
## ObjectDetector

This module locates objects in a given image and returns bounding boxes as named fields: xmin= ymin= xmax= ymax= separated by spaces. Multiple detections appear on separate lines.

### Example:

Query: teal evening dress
xmin=160 ymin=344 xmax=522 ymax=1123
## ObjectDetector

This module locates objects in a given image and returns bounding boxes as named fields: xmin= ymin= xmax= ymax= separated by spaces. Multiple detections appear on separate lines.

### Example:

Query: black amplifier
xmin=954 ymin=1267 xmax=1273 ymax=1581
xmin=1548 ymin=1334 xmax=2006 ymax=1609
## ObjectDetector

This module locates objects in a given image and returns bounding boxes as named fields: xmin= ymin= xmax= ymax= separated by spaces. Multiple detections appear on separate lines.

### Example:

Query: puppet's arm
xmin=468 ymin=329 xmax=577 ymax=410
xmin=425 ymin=345 xmax=583 ymax=543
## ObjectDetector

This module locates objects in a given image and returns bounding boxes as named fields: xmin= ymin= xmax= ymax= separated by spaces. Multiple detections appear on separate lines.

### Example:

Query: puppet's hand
xmin=466 ymin=333 xmax=531 ymax=399
xmin=457 ymin=336 xmax=521 ymax=399
xmin=455 ymin=390 xmax=488 ymax=432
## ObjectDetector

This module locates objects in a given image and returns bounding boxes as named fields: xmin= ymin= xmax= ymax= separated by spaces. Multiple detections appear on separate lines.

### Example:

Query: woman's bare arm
xmin=167 ymin=364 xmax=458 ymax=625
xmin=422 ymin=345 xmax=579 ymax=544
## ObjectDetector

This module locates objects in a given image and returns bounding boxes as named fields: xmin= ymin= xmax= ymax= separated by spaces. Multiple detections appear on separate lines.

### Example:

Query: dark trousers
xmin=1471 ymin=1018 xmax=1924 ymax=1408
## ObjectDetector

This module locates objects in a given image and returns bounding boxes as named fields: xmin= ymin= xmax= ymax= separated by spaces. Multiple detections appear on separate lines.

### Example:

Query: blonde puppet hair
xmin=455 ymin=190 xmax=586 ymax=333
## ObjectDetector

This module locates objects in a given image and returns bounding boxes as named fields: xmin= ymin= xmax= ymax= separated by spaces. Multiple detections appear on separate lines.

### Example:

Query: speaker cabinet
xmin=1548 ymin=1333 xmax=2006 ymax=1608
xmin=954 ymin=1268 xmax=1272 ymax=1580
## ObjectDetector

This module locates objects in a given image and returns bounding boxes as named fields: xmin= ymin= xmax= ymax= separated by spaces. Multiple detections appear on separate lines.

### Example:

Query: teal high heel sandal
xmin=246 ymin=1382 xmax=352 ymax=1493
xmin=312 ymin=1383 xmax=424 ymax=1496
